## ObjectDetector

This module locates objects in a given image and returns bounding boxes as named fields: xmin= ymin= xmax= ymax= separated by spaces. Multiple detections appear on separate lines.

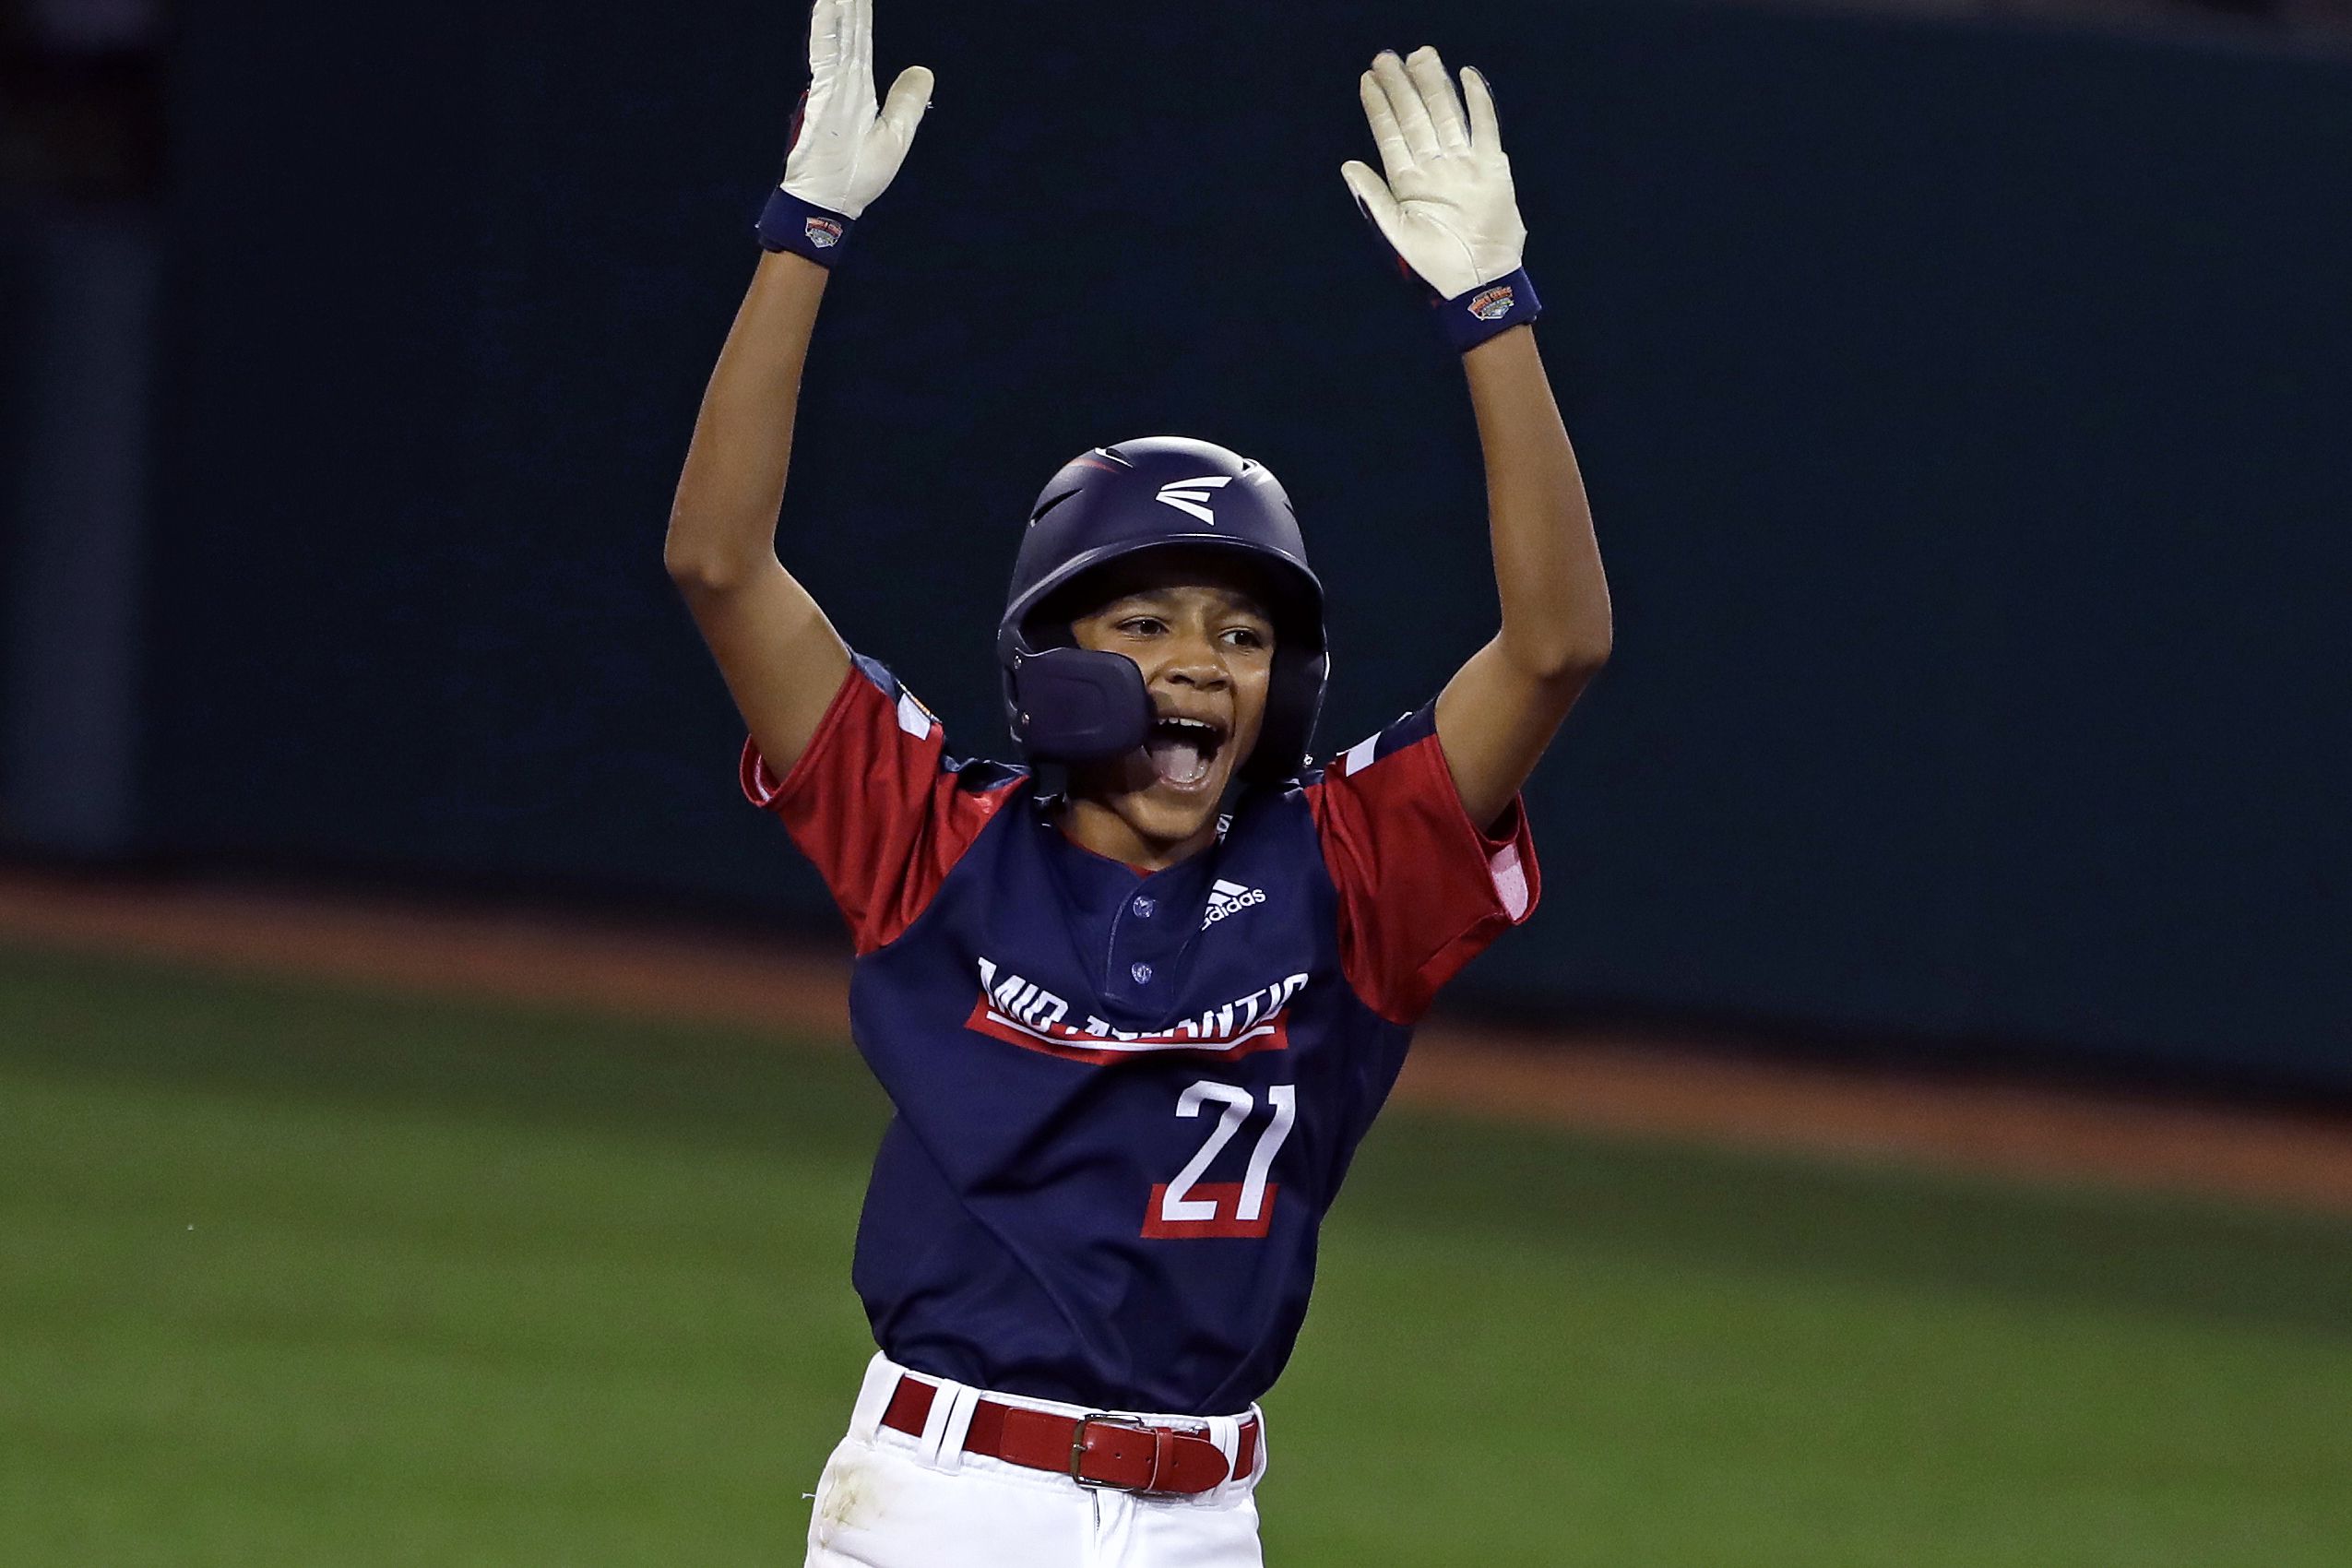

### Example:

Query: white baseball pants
xmin=803 ymin=1352 xmax=1268 ymax=1568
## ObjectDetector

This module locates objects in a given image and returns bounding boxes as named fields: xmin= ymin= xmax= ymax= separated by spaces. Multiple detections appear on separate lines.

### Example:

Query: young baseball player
xmin=665 ymin=3 xmax=1610 ymax=1562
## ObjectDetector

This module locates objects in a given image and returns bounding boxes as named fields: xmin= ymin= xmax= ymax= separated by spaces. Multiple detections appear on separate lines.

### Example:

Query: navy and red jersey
xmin=742 ymin=652 xmax=1538 ymax=1416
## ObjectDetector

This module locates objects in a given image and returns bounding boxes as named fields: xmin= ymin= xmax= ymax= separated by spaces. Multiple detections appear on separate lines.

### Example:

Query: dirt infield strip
xmin=4 ymin=868 xmax=2348 ymax=1216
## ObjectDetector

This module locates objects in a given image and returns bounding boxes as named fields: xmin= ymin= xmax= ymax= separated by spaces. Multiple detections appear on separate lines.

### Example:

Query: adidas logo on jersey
xmin=1202 ymin=878 xmax=1266 ymax=929
xmin=1154 ymin=475 xmax=1234 ymax=525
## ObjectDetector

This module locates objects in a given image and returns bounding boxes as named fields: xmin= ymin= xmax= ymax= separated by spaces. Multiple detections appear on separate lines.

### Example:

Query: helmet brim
xmin=1011 ymin=535 xmax=1325 ymax=656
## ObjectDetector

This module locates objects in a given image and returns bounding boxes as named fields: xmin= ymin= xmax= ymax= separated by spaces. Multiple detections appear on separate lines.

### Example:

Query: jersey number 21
xmin=1142 ymin=1082 xmax=1296 ymax=1240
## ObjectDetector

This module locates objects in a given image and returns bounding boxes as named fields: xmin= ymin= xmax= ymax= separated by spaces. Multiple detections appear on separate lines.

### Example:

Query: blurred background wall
xmin=3 ymin=0 xmax=2346 ymax=1088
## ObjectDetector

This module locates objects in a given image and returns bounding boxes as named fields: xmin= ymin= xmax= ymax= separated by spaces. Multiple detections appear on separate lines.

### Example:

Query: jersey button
xmin=1131 ymin=961 xmax=1154 ymax=985
xmin=1132 ymin=896 xmax=1157 ymax=919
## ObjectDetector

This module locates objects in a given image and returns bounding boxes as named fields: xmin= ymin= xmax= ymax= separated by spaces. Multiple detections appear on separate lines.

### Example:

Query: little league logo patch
xmin=1468 ymin=285 xmax=1516 ymax=322
xmin=804 ymin=216 xmax=844 ymax=249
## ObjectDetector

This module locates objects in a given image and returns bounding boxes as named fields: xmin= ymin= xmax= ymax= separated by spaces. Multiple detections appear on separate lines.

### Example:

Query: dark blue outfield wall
xmin=147 ymin=2 xmax=2351 ymax=1086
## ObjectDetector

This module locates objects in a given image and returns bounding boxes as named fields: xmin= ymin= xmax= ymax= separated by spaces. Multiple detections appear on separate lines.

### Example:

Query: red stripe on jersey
xmin=1305 ymin=726 xmax=1541 ymax=1025
xmin=962 ymin=992 xmax=1293 ymax=1067
xmin=742 ymin=661 xmax=1020 ymax=956
xmin=1141 ymin=1183 xmax=1280 ymax=1239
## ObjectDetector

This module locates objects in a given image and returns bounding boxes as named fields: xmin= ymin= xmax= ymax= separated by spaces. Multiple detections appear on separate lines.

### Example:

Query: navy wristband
xmin=1434 ymin=268 xmax=1540 ymax=353
xmin=755 ymin=186 xmax=854 ymax=267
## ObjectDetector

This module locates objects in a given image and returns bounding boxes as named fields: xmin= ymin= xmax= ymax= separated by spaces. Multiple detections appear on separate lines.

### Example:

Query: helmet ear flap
xmin=1245 ymin=645 xmax=1331 ymax=783
xmin=1006 ymin=647 xmax=1155 ymax=762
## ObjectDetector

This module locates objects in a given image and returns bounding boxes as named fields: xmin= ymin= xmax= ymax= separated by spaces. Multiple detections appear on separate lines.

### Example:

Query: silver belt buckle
xmin=1069 ymin=1412 xmax=1152 ymax=1491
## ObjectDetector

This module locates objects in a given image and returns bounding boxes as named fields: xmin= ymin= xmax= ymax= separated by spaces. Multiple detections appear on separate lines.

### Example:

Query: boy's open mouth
xmin=1144 ymin=716 xmax=1226 ymax=790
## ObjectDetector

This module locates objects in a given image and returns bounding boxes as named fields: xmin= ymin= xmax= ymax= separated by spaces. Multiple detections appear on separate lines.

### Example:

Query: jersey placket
xmin=1098 ymin=863 xmax=1207 ymax=1019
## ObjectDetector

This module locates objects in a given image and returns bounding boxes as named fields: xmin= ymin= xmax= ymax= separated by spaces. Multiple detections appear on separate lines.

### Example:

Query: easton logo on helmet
xmin=1154 ymin=475 xmax=1236 ymax=525
xmin=804 ymin=216 xmax=844 ymax=248
xmin=1467 ymin=285 xmax=1516 ymax=322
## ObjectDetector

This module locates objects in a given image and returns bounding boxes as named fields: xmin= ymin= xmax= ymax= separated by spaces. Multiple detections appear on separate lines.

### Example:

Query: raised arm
xmin=665 ymin=0 xmax=932 ymax=777
xmin=1342 ymin=49 xmax=1611 ymax=831
xmin=1441 ymin=327 xmax=1609 ymax=830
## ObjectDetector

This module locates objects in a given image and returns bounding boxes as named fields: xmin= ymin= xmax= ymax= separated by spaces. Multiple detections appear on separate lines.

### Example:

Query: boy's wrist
xmin=756 ymin=186 xmax=856 ymax=267
xmin=1436 ymin=268 xmax=1541 ymax=354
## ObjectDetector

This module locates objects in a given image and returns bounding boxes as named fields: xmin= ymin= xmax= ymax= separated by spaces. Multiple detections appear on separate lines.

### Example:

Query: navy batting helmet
xmin=998 ymin=436 xmax=1328 ymax=783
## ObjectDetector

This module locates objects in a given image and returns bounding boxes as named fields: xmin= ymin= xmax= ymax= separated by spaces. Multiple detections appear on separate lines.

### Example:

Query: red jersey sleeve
xmin=1303 ymin=701 xmax=1540 ymax=1025
xmin=741 ymin=652 xmax=1025 ymax=956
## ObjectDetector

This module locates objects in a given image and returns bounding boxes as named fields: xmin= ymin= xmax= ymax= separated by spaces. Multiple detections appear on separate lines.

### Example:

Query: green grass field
xmin=4 ymin=944 xmax=2348 ymax=1567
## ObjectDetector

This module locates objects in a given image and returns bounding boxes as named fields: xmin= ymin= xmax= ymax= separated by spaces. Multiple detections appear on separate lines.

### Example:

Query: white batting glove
xmin=756 ymin=0 xmax=931 ymax=263
xmin=783 ymin=0 xmax=932 ymax=218
xmin=1341 ymin=48 xmax=1538 ymax=349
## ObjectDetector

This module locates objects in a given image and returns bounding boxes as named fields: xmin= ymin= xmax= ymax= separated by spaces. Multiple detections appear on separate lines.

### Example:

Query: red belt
xmin=879 ymin=1374 xmax=1258 ymax=1497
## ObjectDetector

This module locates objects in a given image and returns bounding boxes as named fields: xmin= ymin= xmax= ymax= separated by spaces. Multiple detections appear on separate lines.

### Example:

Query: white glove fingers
xmin=1405 ymin=46 xmax=1468 ymax=151
xmin=1372 ymin=51 xmax=1441 ymax=163
xmin=878 ymin=64 xmax=932 ymax=148
xmin=1358 ymin=70 xmax=1415 ymax=179
xmin=845 ymin=0 xmax=877 ymax=116
xmin=1339 ymin=160 xmax=1402 ymax=240
xmin=806 ymin=0 xmax=841 ymax=84
xmin=1463 ymin=65 xmax=1503 ymax=154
